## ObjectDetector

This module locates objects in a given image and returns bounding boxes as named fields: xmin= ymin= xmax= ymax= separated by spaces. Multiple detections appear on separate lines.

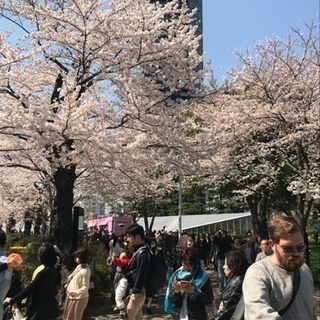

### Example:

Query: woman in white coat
xmin=63 ymin=248 xmax=91 ymax=320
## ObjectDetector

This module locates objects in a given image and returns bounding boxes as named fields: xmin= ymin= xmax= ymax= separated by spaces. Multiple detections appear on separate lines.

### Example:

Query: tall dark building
xmin=186 ymin=0 xmax=203 ymax=60
xmin=149 ymin=0 xmax=203 ymax=63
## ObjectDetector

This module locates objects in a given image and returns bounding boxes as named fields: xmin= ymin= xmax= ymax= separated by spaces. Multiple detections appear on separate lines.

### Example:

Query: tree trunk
xmin=246 ymin=194 xmax=269 ymax=238
xmin=149 ymin=202 xmax=158 ymax=232
xmin=295 ymin=194 xmax=314 ymax=267
xmin=24 ymin=220 xmax=32 ymax=235
xmin=23 ymin=212 xmax=32 ymax=235
xmin=53 ymin=165 xmax=76 ymax=256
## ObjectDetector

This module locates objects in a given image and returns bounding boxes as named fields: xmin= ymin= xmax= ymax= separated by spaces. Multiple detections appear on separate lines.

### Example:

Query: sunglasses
xmin=277 ymin=244 xmax=306 ymax=254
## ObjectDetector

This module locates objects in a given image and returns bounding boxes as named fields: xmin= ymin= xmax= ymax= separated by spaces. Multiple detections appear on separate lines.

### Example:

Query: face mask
xmin=75 ymin=257 xmax=80 ymax=264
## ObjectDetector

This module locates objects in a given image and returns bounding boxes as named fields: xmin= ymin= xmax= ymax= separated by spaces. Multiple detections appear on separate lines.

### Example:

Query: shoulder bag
xmin=230 ymin=269 xmax=301 ymax=320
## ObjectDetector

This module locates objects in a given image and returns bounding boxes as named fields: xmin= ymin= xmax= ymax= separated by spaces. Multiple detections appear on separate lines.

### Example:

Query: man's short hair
xmin=126 ymin=223 xmax=145 ymax=239
xmin=268 ymin=215 xmax=303 ymax=243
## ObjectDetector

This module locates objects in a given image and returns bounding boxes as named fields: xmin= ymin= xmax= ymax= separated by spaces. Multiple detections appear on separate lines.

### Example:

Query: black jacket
xmin=126 ymin=243 xmax=149 ymax=294
xmin=11 ymin=267 xmax=59 ymax=320
xmin=170 ymin=277 xmax=214 ymax=320
xmin=215 ymin=275 xmax=244 ymax=320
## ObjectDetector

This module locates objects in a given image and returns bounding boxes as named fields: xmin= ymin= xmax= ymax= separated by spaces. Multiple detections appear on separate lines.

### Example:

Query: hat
xmin=6 ymin=253 xmax=23 ymax=271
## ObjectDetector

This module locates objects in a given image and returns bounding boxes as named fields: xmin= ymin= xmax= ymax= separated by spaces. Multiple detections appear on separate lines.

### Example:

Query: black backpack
xmin=135 ymin=245 xmax=168 ymax=296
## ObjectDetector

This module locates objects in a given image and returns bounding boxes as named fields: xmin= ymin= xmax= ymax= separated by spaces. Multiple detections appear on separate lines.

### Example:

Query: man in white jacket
xmin=243 ymin=215 xmax=316 ymax=320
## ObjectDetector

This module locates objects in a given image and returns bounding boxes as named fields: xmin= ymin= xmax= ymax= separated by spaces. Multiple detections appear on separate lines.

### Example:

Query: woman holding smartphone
xmin=164 ymin=246 xmax=214 ymax=320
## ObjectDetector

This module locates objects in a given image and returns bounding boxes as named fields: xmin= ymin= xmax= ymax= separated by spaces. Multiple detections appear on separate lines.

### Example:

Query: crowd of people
xmin=86 ymin=215 xmax=316 ymax=320
xmin=0 ymin=215 xmax=317 ymax=320
xmin=0 ymin=233 xmax=91 ymax=320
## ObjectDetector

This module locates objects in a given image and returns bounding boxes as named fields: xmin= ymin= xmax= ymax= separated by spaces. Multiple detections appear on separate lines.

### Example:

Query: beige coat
xmin=66 ymin=264 xmax=91 ymax=300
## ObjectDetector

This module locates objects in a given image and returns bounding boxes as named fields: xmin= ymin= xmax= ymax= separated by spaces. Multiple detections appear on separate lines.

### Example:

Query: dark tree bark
xmin=295 ymin=194 xmax=313 ymax=267
xmin=246 ymin=194 xmax=269 ymax=238
xmin=53 ymin=165 xmax=76 ymax=255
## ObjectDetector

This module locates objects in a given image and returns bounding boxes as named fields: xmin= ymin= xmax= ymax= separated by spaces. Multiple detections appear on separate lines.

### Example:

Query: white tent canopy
xmin=137 ymin=212 xmax=251 ymax=234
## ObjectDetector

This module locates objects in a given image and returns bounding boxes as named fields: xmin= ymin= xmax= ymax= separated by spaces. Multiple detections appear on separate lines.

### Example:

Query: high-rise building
xmin=149 ymin=0 xmax=203 ymax=63
xmin=186 ymin=0 xmax=203 ymax=59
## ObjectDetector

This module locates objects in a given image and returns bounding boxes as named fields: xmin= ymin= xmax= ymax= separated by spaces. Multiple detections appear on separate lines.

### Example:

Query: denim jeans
xmin=217 ymin=258 xmax=226 ymax=291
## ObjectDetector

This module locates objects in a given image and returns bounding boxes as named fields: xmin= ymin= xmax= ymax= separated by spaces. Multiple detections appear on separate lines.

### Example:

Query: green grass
xmin=309 ymin=242 xmax=320 ymax=282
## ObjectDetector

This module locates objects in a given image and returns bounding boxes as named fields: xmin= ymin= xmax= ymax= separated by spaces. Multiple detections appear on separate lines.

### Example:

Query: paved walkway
xmin=84 ymin=267 xmax=320 ymax=320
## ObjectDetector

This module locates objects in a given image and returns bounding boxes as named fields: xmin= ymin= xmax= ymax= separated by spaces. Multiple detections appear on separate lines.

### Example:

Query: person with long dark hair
xmin=214 ymin=249 xmax=248 ymax=319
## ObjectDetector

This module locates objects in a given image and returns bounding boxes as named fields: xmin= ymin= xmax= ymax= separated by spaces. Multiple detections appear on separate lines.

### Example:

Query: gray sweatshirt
xmin=243 ymin=256 xmax=316 ymax=320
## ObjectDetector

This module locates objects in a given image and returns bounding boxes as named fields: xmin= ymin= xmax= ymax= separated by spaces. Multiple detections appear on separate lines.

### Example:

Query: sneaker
xmin=146 ymin=307 xmax=153 ymax=315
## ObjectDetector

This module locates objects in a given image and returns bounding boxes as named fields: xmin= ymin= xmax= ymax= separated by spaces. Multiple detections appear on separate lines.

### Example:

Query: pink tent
xmin=86 ymin=216 xmax=132 ymax=235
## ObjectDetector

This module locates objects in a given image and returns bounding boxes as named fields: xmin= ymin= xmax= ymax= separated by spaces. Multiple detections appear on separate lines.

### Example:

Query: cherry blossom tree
xmin=0 ymin=168 xmax=53 ymax=233
xmin=0 ymin=0 xmax=204 ymax=251
xmin=195 ymin=22 xmax=319 ymax=239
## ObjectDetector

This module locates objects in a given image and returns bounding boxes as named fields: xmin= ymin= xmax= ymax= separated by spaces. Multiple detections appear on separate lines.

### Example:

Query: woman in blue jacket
xmin=164 ymin=246 xmax=214 ymax=320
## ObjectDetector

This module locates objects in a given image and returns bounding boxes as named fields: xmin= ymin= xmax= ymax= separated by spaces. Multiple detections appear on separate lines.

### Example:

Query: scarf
xmin=164 ymin=264 xmax=208 ymax=314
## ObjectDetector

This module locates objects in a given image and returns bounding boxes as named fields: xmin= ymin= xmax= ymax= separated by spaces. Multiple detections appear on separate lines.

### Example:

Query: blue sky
xmin=1 ymin=0 xmax=318 ymax=83
xmin=202 ymin=0 xmax=319 ymax=83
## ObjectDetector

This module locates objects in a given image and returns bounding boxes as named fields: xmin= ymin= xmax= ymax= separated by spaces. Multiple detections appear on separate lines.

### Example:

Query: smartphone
xmin=180 ymin=280 xmax=191 ymax=288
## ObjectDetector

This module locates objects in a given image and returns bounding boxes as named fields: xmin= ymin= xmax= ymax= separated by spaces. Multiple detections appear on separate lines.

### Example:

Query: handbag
xmin=230 ymin=269 xmax=301 ymax=320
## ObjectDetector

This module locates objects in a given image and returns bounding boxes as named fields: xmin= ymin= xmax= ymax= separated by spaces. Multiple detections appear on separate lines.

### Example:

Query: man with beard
xmin=242 ymin=216 xmax=316 ymax=319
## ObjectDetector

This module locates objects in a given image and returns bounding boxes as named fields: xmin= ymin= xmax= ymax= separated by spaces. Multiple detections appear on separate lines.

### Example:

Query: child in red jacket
xmin=112 ymin=252 xmax=130 ymax=319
